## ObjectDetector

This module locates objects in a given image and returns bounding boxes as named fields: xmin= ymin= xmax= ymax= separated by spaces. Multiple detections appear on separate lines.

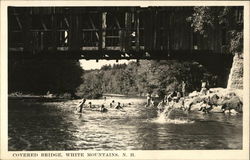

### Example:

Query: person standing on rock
xmin=146 ymin=92 xmax=152 ymax=107
xmin=182 ymin=81 xmax=186 ymax=97
xmin=200 ymin=79 xmax=208 ymax=95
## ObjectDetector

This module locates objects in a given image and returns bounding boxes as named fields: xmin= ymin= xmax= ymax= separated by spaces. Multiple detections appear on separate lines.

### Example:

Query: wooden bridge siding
xmin=8 ymin=7 xmax=192 ymax=53
xmin=69 ymin=9 xmax=80 ymax=52
xmin=8 ymin=7 xmax=233 ymax=60
xmin=144 ymin=8 xmax=193 ymax=53
xmin=196 ymin=26 xmax=225 ymax=53
xmin=171 ymin=9 xmax=189 ymax=51
xmin=140 ymin=8 xmax=195 ymax=54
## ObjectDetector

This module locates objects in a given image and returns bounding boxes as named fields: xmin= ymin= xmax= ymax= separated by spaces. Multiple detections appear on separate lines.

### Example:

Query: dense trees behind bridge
xmin=76 ymin=60 xmax=226 ymax=99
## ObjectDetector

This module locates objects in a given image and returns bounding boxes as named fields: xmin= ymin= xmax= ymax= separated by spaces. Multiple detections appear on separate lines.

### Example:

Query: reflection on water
xmin=8 ymin=97 xmax=242 ymax=150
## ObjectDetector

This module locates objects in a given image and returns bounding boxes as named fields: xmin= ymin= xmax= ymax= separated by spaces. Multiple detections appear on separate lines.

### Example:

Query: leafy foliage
xmin=8 ymin=59 xmax=83 ymax=96
xmin=187 ymin=6 xmax=243 ymax=53
xmin=76 ymin=60 xmax=218 ymax=99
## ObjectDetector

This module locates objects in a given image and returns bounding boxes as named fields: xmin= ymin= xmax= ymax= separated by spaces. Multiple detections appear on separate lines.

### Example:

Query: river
xmin=8 ymin=96 xmax=242 ymax=150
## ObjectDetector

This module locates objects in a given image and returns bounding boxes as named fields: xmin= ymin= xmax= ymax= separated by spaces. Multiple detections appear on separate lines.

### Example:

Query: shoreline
xmin=8 ymin=93 xmax=146 ymax=101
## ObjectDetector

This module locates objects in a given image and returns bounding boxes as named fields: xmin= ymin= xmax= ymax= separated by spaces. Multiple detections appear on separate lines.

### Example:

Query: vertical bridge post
xmin=101 ymin=12 xmax=107 ymax=50
xmin=135 ymin=10 xmax=140 ymax=52
xmin=69 ymin=8 xmax=81 ymax=55
xmin=51 ymin=7 xmax=57 ymax=51
xmin=23 ymin=8 xmax=32 ymax=54
xmin=125 ymin=11 xmax=132 ymax=52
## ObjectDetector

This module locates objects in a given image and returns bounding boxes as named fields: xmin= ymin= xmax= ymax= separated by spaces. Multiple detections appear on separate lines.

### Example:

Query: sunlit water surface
xmin=8 ymin=97 xmax=242 ymax=150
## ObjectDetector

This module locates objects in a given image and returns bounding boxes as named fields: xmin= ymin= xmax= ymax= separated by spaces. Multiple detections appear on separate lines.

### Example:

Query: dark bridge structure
xmin=9 ymin=6 xmax=235 ymax=63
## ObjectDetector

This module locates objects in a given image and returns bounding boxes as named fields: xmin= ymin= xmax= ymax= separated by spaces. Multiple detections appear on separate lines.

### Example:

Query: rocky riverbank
xmin=179 ymin=88 xmax=243 ymax=114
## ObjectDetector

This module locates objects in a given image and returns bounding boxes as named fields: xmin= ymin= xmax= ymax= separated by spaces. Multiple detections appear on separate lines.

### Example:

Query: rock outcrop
xmin=157 ymin=87 xmax=241 ymax=114
xmin=185 ymin=88 xmax=243 ymax=113
xmin=227 ymin=53 xmax=243 ymax=89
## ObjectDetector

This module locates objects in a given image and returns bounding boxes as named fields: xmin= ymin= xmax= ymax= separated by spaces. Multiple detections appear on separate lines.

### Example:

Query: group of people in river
xmin=149 ymin=79 xmax=242 ymax=115
xmin=147 ymin=91 xmax=185 ymax=114
xmin=77 ymin=98 xmax=125 ymax=113
xmin=76 ymin=79 xmax=242 ymax=115
xmin=146 ymin=80 xmax=217 ymax=114
xmin=145 ymin=80 xmax=187 ymax=110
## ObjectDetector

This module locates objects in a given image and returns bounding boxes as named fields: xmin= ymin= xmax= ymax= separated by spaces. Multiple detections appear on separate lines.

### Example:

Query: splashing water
xmin=152 ymin=106 xmax=194 ymax=124
xmin=153 ymin=111 xmax=167 ymax=124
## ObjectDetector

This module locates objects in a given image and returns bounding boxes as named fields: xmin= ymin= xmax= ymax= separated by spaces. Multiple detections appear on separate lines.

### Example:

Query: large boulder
xmin=219 ymin=96 xmax=243 ymax=113
xmin=209 ymin=87 xmax=243 ymax=101
xmin=185 ymin=94 xmax=219 ymax=111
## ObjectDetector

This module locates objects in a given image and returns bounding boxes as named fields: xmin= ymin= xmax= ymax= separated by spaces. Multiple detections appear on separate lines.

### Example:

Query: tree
xmin=8 ymin=59 xmax=83 ymax=95
xmin=76 ymin=70 xmax=103 ymax=99
xmin=76 ymin=59 xmax=217 ymax=98
xmin=187 ymin=6 xmax=243 ymax=54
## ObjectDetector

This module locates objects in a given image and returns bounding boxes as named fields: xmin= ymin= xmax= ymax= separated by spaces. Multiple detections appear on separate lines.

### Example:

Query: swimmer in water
xmin=115 ymin=102 xmax=123 ymax=109
xmin=87 ymin=102 xmax=93 ymax=108
xmin=110 ymin=100 xmax=115 ymax=108
xmin=157 ymin=99 xmax=166 ymax=113
xmin=78 ymin=98 xmax=86 ymax=113
xmin=100 ymin=104 xmax=108 ymax=112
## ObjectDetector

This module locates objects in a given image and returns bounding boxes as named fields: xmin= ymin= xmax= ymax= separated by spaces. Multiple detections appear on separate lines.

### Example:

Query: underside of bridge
xmin=8 ymin=7 xmax=236 ymax=61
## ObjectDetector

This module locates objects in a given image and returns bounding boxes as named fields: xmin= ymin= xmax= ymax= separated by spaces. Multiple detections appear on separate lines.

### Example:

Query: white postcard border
xmin=1 ymin=1 xmax=249 ymax=160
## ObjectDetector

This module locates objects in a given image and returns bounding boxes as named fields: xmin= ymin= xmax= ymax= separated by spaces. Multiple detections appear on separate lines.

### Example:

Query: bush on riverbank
xmin=8 ymin=59 xmax=83 ymax=95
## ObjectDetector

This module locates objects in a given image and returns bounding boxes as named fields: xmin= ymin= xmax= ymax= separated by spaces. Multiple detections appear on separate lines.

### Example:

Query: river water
xmin=8 ymin=96 xmax=242 ymax=150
